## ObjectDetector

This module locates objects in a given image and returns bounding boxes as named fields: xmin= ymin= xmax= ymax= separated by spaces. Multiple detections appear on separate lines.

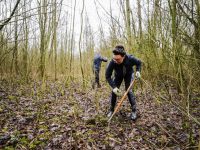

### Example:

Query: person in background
xmin=91 ymin=52 xmax=108 ymax=90
xmin=105 ymin=44 xmax=142 ymax=120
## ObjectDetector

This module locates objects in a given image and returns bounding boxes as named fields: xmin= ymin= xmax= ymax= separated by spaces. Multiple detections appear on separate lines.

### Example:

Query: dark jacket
xmin=105 ymin=54 xmax=142 ymax=88
xmin=94 ymin=54 xmax=108 ymax=70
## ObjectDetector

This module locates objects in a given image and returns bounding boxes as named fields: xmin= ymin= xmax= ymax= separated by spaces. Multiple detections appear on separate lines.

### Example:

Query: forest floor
xmin=0 ymin=78 xmax=199 ymax=150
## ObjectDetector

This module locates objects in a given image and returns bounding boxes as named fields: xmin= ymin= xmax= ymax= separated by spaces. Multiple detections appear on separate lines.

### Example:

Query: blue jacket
xmin=93 ymin=54 xmax=108 ymax=70
xmin=105 ymin=54 xmax=142 ymax=88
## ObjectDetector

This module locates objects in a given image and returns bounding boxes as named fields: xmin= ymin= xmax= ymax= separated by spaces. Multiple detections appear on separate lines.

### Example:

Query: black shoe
xmin=131 ymin=111 xmax=137 ymax=120
xmin=107 ymin=111 xmax=113 ymax=118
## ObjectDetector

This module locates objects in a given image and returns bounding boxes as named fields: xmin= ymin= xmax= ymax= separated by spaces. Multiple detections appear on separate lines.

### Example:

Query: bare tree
xmin=79 ymin=0 xmax=85 ymax=87
xmin=54 ymin=0 xmax=57 ymax=80
xmin=137 ymin=0 xmax=142 ymax=39
xmin=69 ymin=0 xmax=76 ymax=75
xmin=11 ymin=13 xmax=19 ymax=74
xmin=126 ymin=0 xmax=131 ymax=53
xmin=38 ymin=0 xmax=48 ymax=79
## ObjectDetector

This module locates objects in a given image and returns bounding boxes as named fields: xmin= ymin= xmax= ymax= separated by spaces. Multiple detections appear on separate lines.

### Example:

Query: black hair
xmin=112 ymin=44 xmax=126 ymax=57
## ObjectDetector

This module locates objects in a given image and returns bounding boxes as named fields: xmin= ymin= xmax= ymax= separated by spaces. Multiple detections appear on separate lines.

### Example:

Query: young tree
xmin=126 ymin=0 xmax=131 ymax=53
xmin=69 ymin=0 xmax=76 ymax=75
xmin=22 ymin=0 xmax=28 ymax=80
xmin=53 ymin=0 xmax=57 ymax=80
xmin=78 ymin=0 xmax=85 ymax=86
xmin=137 ymin=0 xmax=142 ymax=40
xmin=38 ymin=0 xmax=48 ymax=79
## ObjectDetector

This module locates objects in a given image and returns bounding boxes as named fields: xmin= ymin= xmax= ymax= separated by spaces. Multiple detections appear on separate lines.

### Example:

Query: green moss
xmin=102 ymin=141 xmax=109 ymax=146
xmin=39 ymin=124 xmax=47 ymax=130
xmin=144 ymin=137 xmax=149 ymax=140
xmin=97 ymin=94 xmax=101 ymax=98
xmin=45 ymin=131 xmax=51 ymax=135
xmin=172 ymin=129 xmax=178 ymax=133
xmin=2 ymin=127 xmax=8 ymax=132
xmin=9 ymin=96 xmax=14 ymax=101
xmin=3 ymin=146 xmax=14 ymax=150
xmin=188 ymin=134 xmax=195 ymax=145
xmin=27 ymin=107 xmax=31 ymax=111
xmin=89 ymin=138 xmax=94 ymax=143
xmin=20 ymin=137 xmax=28 ymax=145
xmin=41 ymin=142 xmax=46 ymax=146
xmin=100 ymin=118 xmax=108 ymax=126
xmin=63 ymin=111 xmax=68 ymax=114
xmin=182 ymin=122 xmax=189 ymax=129
xmin=135 ymin=135 xmax=140 ymax=139
xmin=35 ymin=140 xmax=41 ymax=145
xmin=29 ymin=142 xmax=36 ymax=149
xmin=150 ymin=130 xmax=155 ymax=134
xmin=161 ymin=90 xmax=167 ymax=94
xmin=88 ymin=130 xmax=94 ymax=134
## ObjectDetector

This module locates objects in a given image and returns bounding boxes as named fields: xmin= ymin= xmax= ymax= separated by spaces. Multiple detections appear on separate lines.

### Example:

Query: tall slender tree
xmin=22 ymin=0 xmax=28 ymax=80
xmin=137 ymin=0 xmax=142 ymax=40
xmin=54 ymin=0 xmax=57 ymax=80
xmin=79 ymin=0 xmax=85 ymax=86
xmin=126 ymin=0 xmax=131 ymax=53
xmin=69 ymin=0 xmax=76 ymax=75
xmin=38 ymin=0 xmax=48 ymax=79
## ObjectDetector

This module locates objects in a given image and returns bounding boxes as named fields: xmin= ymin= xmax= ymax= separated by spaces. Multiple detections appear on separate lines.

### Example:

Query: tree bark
xmin=0 ymin=0 xmax=21 ymax=31
xmin=38 ymin=0 xmax=47 ymax=79
xmin=23 ymin=0 xmax=28 ymax=80
xmin=54 ymin=0 xmax=57 ymax=80
xmin=79 ymin=0 xmax=85 ymax=87
xmin=70 ymin=0 xmax=76 ymax=75
xmin=126 ymin=0 xmax=131 ymax=54
xmin=137 ymin=0 xmax=142 ymax=39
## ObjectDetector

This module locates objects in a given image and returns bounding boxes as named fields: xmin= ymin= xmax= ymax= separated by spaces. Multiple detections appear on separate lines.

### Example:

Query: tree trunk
xmin=137 ymin=0 xmax=142 ymax=39
xmin=12 ymin=14 xmax=18 ymax=74
xmin=54 ymin=0 xmax=57 ymax=80
xmin=23 ymin=0 xmax=28 ymax=80
xmin=38 ymin=0 xmax=47 ymax=79
xmin=126 ymin=0 xmax=131 ymax=54
xmin=70 ymin=0 xmax=76 ymax=76
xmin=195 ymin=0 xmax=200 ymax=65
xmin=79 ymin=0 xmax=85 ymax=87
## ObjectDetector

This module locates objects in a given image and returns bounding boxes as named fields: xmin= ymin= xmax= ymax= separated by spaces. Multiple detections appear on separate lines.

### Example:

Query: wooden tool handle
xmin=113 ymin=78 xmax=136 ymax=115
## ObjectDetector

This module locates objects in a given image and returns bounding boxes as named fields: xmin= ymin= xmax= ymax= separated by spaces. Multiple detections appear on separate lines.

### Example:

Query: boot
xmin=131 ymin=111 xmax=137 ymax=120
xmin=107 ymin=111 xmax=113 ymax=118
xmin=97 ymin=84 xmax=102 ymax=89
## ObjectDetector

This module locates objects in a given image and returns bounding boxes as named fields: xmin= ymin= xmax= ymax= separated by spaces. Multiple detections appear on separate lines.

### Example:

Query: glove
xmin=135 ymin=71 xmax=140 ymax=80
xmin=113 ymin=87 xmax=121 ymax=97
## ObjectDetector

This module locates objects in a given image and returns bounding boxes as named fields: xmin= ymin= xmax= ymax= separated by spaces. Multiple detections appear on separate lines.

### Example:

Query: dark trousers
xmin=110 ymin=73 xmax=136 ymax=112
xmin=91 ymin=70 xmax=101 ymax=89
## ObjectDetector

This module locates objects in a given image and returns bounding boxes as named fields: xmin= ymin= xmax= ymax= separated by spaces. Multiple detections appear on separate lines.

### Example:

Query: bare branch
xmin=0 ymin=0 xmax=21 ymax=31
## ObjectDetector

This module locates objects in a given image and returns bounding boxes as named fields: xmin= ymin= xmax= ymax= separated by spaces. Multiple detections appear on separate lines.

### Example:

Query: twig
xmin=142 ymin=137 xmax=156 ymax=150
xmin=140 ymin=77 xmax=200 ymax=126
xmin=123 ymin=130 xmax=136 ymax=150
xmin=161 ymin=141 xmax=169 ymax=150
xmin=155 ymin=121 xmax=180 ymax=145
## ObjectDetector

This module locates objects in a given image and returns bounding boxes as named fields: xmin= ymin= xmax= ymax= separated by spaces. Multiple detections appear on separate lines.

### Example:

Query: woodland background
xmin=0 ymin=0 xmax=200 ymax=149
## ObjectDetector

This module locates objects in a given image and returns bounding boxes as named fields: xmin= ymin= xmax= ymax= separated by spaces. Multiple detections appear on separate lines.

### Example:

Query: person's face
xmin=113 ymin=54 xmax=125 ymax=65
